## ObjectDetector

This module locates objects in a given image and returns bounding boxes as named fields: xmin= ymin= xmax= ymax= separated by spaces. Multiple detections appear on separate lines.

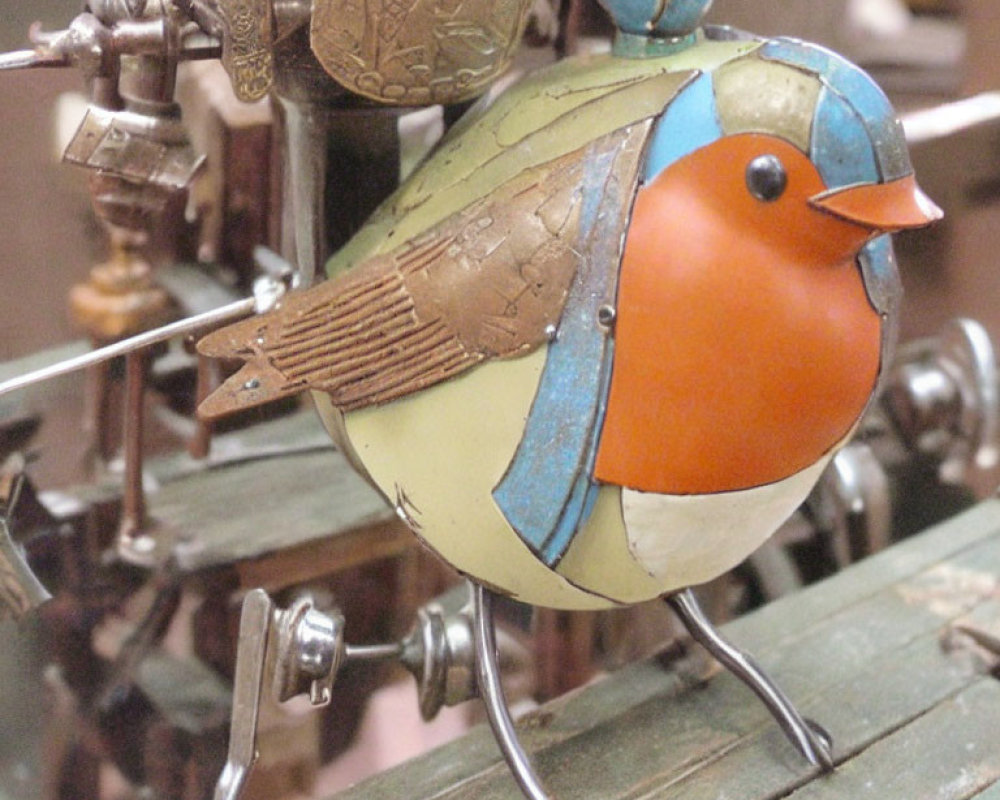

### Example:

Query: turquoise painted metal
xmin=603 ymin=0 xmax=713 ymax=37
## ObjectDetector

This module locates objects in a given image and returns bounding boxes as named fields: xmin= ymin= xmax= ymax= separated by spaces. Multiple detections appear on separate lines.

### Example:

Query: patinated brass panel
xmin=309 ymin=0 xmax=532 ymax=105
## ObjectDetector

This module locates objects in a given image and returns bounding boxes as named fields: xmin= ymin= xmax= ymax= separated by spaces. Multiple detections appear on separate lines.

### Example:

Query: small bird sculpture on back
xmin=198 ymin=0 xmax=940 ymax=791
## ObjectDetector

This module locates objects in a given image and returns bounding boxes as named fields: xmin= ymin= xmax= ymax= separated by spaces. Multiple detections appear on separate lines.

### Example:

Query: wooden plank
xmin=65 ymin=409 xmax=405 ymax=574
xmin=415 ymin=599 xmax=992 ymax=800
xmin=740 ymin=533 xmax=1000 ymax=700
xmin=644 ymin=623 xmax=990 ymax=799
xmin=329 ymin=501 xmax=1000 ymax=800
xmin=233 ymin=517 xmax=413 ymax=592
xmin=329 ymin=650 xmax=715 ymax=800
xmin=728 ymin=499 xmax=1000 ymax=646
xmin=786 ymin=680 xmax=1000 ymax=800
xmin=160 ymin=447 xmax=396 ymax=572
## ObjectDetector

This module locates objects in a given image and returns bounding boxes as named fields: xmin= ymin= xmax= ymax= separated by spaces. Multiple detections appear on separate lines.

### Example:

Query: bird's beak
xmin=810 ymin=174 xmax=943 ymax=232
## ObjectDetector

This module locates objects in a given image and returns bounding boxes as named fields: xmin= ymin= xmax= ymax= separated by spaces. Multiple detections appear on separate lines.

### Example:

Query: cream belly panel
xmin=622 ymin=452 xmax=834 ymax=592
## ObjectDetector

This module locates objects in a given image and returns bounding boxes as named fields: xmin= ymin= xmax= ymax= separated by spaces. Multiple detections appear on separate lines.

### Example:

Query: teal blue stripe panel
xmin=643 ymin=72 xmax=720 ymax=183
xmin=857 ymin=234 xmax=900 ymax=318
xmin=492 ymin=146 xmax=621 ymax=567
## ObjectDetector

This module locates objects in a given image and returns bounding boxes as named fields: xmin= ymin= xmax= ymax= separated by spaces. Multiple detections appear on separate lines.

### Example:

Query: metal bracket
xmin=272 ymin=594 xmax=345 ymax=706
xmin=214 ymin=589 xmax=273 ymax=800
xmin=0 ymin=455 xmax=51 ymax=620
xmin=214 ymin=583 xmax=485 ymax=800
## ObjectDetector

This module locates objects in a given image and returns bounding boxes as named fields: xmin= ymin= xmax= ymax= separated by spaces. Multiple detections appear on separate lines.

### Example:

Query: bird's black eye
xmin=746 ymin=154 xmax=788 ymax=202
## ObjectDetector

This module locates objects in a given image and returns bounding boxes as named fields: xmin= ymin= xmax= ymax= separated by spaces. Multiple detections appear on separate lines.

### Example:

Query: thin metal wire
xmin=0 ymin=49 xmax=67 ymax=70
xmin=472 ymin=582 xmax=551 ymax=800
xmin=667 ymin=589 xmax=834 ymax=770
xmin=0 ymin=296 xmax=255 ymax=398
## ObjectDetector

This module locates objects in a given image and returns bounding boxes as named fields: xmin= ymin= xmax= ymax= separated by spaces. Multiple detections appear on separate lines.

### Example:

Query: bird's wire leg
xmin=471 ymin=582 xmax=552 ymax=800
xmin=665 ymin=588 xmax=834 ymax=771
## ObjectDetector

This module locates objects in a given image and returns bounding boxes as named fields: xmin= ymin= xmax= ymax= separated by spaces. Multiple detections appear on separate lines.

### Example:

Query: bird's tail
xmin=196 ymin=316 xmax=305 ymax=421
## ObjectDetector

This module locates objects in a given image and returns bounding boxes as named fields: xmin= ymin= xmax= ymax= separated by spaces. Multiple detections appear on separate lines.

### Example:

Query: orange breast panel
xmin=594 ymin=135 xmax=881 ymax=494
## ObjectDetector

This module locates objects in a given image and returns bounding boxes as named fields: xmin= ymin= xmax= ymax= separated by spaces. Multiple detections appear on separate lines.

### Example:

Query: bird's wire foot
xmin=665 ymin=588 xmax=835 ymax=771
xmin=472 ymin=582 xmax=552 ymax=800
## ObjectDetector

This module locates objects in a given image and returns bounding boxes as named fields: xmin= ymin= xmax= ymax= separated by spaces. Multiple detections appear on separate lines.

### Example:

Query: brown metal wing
xmin=196 ymin=126 xmax=651 ymax=420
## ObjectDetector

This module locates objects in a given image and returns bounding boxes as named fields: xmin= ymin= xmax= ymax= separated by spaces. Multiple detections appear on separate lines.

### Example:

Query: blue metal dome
xmin=597 ymin=0 xmax=714 ymax=39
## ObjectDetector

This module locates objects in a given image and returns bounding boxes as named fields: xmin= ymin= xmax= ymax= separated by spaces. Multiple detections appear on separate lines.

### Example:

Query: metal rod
xmin=83 ymin=359 xmax=115 ymax=467
xmin=0 ymin=296 xmax=255 ymax=399
xmin=278 ymin=98 xmax=328 ymax=287
xmin=901 ymin=92 xmax=1000 ymax=145
xmin=0 ymin=49 xmax=67 ymax=70
xmin=345 ymin=642 xmax=405 ymax=662
xmin=472 ymin=582 xmax=551 ymax=800
xmin=188 ymin=353 xmax=216 ymax=460
xmin=119 ymin=351 xmax=148 ymax=542
xmin=666 ymin=589 xmax=834 ymax=770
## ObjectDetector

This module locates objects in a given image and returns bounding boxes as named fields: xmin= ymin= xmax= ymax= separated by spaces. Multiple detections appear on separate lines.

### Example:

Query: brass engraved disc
xmin=309 ymin=0 xmax=532 ymax=106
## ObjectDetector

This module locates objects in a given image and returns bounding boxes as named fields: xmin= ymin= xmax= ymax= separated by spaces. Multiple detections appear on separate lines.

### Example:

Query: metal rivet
xmin=597 ymin=305 xmax=616 ymax=329
xmin=243 ymin=378 xmax=261 ymax=391
xmin=746 ymin=154 xmax=788 ymax=202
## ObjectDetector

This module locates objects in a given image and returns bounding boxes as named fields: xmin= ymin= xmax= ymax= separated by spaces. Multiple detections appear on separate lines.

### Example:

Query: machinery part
xmin=400 ymin=584 xmax=478 ymax=721
xmin=215 ymin=0 xmax=276 ymax=102
xmin=308 ymin=0 xmax=534 ymax=106
xmin=883 ymin=317 xmax=999 ymax=484
xmin=807 ymin=441 xmax=892 ymax=569
xmin=275 ymin=96 xmax=329 ymax=287
xmin=178 ymin=0 xmax=311 ymax=100
xmin=272 ymin=594 xmax=346 ymax=706
xmin=90 ymin=0 xmax=149 ymax=23
xmin=0 ymin=456 xmax=51 ymax=620
xmin=214 ymin=588 xmax=273 ymax=800
xmin=0 ymin=10 xmax=220 ymax=77
xmin=215 ymin=583 xmax=485 ymax=799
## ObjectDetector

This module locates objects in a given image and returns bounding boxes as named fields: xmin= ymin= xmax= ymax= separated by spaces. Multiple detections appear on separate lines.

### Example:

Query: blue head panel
xmin=809 ymin=84 xmax=880 ymax=188
xmin=643 ymin=72 xmax=723 ymax=182
xmin=759 ymin=38 xmax=905 ymax=334
xmin=761 ymin=39 xmax=912 ymax=186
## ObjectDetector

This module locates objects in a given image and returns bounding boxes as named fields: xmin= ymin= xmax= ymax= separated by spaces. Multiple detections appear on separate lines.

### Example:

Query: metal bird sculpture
xmin=197 ymin=2 xmax=941 ymax=795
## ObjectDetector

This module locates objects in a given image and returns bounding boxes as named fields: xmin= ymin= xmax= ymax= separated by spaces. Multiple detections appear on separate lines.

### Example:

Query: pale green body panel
xmin=713 ymin=57 xmax=821 ymax=149
xmin=339 ymin=349 xmax=619 ymax=609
